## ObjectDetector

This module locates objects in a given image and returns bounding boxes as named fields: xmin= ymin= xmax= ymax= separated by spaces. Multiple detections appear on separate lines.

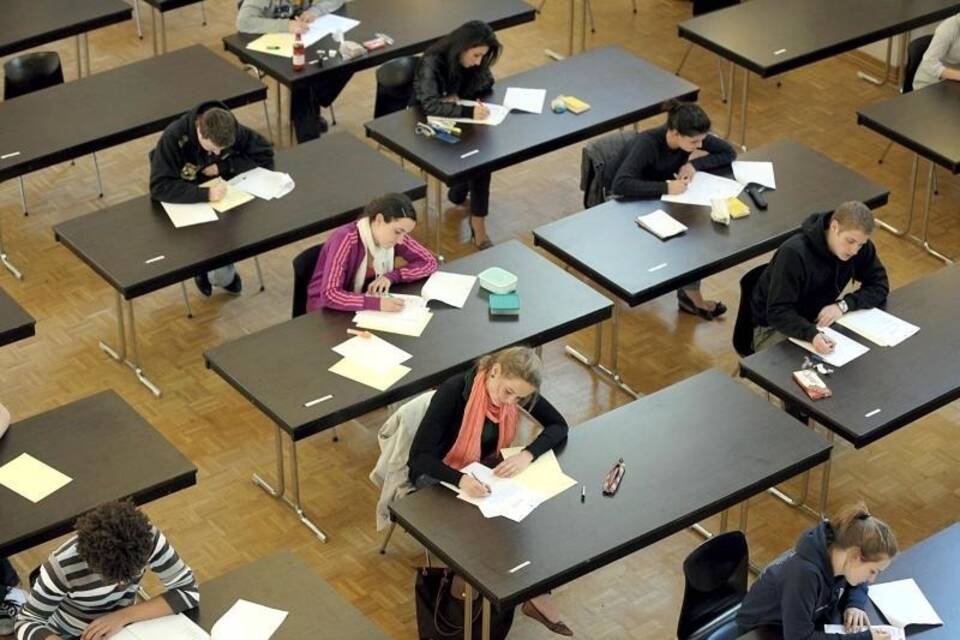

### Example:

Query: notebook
xmin=636 ymin=209 xmax=687 ymax=240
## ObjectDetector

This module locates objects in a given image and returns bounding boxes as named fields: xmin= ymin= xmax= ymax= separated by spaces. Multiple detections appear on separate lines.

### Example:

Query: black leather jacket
xmin=410 ymin=52 xmax=495 ymax=118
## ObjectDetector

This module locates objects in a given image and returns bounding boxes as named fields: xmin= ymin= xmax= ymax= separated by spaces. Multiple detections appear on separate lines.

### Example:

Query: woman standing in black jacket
xmin=411 ymin=21 xmax=501 ymax=249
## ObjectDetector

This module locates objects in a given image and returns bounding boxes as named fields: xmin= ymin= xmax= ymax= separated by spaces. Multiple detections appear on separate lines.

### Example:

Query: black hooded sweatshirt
xmin=752 ymin=211 xmax=889 ymax=342
xmin=149 ymin=100 xmax=274 ymax=204
xmin=410 ymin=52 xmax=494 ymax=119
xmin=737 ymin=522 xmax=871 ymax=640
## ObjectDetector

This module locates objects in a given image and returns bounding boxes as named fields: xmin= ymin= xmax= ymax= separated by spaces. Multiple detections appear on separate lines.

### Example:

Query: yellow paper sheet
xmin=329 ymin=358 xmax=411 ymax=392
xmin=0 ymin=453 xmax=73 ymax=503
xmin=354 ymin=312 xmax=433 ymax=337
xmin=500 ymin=447 xmax=577 ymax=499
xmin=246 ymin=33 xmax=294 ymax=58
xmin=201 ymin=178 xmax=256 ymax=213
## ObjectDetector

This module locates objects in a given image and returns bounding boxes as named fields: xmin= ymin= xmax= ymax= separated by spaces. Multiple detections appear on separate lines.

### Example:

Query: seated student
xmin=150 ymin=101 xmax=274 ymax=298
xmin=610 ymin=101 xmax=737 ymax=320
xmin=411 ymin=21 xmax=501 ymax=249
xmin=15 ymin=500 xmax=198 ymax=640
xmin=305 ymin=193 xmax=438 ymax=313
xmin=913 ymin=13 xmax=960 ymax=90
xmin=751 ymin=201 xmax=889 ymax=355
xmin=737 ymin=502 xmax=898 ymax=640
xmin=1 ymin=402 xmax=22 ymax=637
xmin=236 ymin=0 xmax=353 ymax=143
xmin=407 ymin=347 xmax=573 ymax=636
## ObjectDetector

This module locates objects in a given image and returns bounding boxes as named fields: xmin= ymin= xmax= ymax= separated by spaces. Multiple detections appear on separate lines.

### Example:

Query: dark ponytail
xmin=363 ymin=193 xmax=417 ymax=223
xmin=830 ymin=502 xmax=899 ymax=561
xmin=663 ymin=100 xmax=711 ymax=136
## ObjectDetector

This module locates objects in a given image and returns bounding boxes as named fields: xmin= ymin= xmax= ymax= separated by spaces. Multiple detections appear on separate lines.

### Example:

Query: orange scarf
xmin=442 ymin=369 xmax=518 ymax=471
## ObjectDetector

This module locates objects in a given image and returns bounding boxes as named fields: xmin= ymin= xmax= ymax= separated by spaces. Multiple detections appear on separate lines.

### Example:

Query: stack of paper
xmin=428 ymin=100 xmax=510 ymax=126
xmin=503 ymin=87 xmax=547 ymax=114
xmin=161 ymin=202 xmax=219 ymax=228
xmin=636 ymin=209 xmax=688 ymax=240
xmin=732 ymin=160 xmax=776 ymax=189
xmin=114 ymin=600 xmax=288 ymax=640
xmin=201 ymin=178 xmax=256 ymax=213
xmin=661 ymin=171 xmax=744 ymax=207
xmin=0 ymin=453 xmax=73 ymax=503
xmin=113 ymin=613 xmax=209 ymax=640
xmin=450 ymin=462 xmax=546 ymax=522
xmin=788 ymin=326 xmax=870 ymax=367
xmin=823 ymin=625 xmax=904 ymax=640
xmin=500 ymin=447 xmax=577 ymax=500
xmin=228 ymin=167 xmax=295 ymax=200
xmin=246 ymin=33 xmax=294 ymax=58
xmin=421 ymin=271 xmax=477 ymax=308
xmin=836 ymin=309 xmax=919 ymax=347
xmin=868 ymin=579 xmax=943 ymax=629
xmin=302 ymin=14 xmax=361 ymax=47
xmin=328 ymin=333 xmax=412 ymax=392
xmin=354 ymin=294 xmax=433 ymax=337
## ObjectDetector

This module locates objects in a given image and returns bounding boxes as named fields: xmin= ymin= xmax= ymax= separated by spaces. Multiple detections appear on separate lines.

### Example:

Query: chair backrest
xmin=692 ymin=0 xmax=740 ymax=18
xmin=291 ymin=243 xmax=324 ymax=318
xmin=677 ymin=531 xmax=749 ymax=640
xmin=903 ymin=34 xmax=935 ymax=93
xmin=580 ymin=130 xmax=637 ymax=208
xmin=374 ymin=55 xmax=419 ymax=118
xmin=3 ymin=52 xmax=64 ymax=100
xmin=732 ymin=264 xmax=767 ymax=358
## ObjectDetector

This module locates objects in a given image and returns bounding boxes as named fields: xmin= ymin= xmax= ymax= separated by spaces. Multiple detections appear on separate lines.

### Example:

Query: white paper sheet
xmin=200 ymin=178 xmax=256 ymax=213
xmin=636 ymin=209 xmax=688 ymax=239
xmin=868 ymin=579 xmax=943 ymax=628
xmin=332 ymin=333 xmax=411 ymax=372
xmin=302 ymin=14 xmax=360 ymax=47
xmin=660 ymin=171 xmax=744 ymax=207
xmin=162 ymin=202 xmax=219 ymax=228
xmin=503 ymin=87 xmax=546 ymax=114
xmin=353 ymin=294 xmax=433 ymax=336
xmin=732 ymin=160 xmax=776 ymax=189
xmin=421 ymin=271 xmax=477 ymax=308
xmin=835 ymin=309 xmax=919 ymax=347
xmin=788 ymin=326 xmax=870 ymax=367
xmin=0 ymin=453 xmax=72 ymax=503
xmin=114 ymin=614 xmax=210 ymax=640
xmin=428 ymin=100 xmax=510 ymax=126
xmin=211 ymin=599 xmax=289 ymax=640
xmin=500 ymin=447 xmax=577 ymax=499
xmin=823 ymin=624 xmax=904 ymax=640
xmin=453 ymin=462 xmax=547 ymax=522
xmin=228 ymin=167 xmax=295 ymax=200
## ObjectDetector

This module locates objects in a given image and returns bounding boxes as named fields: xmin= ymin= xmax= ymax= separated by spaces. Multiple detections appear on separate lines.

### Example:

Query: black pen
xmin=580 ymin=485 xmax=586 ymax=503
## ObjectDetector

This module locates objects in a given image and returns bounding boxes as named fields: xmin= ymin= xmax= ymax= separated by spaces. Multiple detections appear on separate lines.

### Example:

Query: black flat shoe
xmin=677 ymin=289 xmax=727 ymax=320
xmin=222 ymin=273 xmax=243 ymax=296
xmin=194 ymin=272 xmax=212 ymax=297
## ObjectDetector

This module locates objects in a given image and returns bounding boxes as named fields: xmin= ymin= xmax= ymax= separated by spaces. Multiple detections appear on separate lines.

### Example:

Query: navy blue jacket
xmin=737 ymin=522 xmax=871 ymax=640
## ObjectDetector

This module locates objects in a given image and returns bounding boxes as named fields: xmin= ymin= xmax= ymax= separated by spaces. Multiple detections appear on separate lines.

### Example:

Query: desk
xmin=740 ymin=266 xmax=960 ymax=517
xmin=0 ymin=44 xmax=267 ymax=280
xmin=678 ymin=0 xmax=960 ymax=147
xmin=532 ymin=140 xmax=889 ymax=396
xmin=0 ymin=390 xmax=197 ymax=556
xmin=224 ymin=0 xmax=535 ymax=144
xmin=0 ymin=288 xmax=34 ymax=347
xmin=136 ymin=0 xmax=207 ymax=56
xmin=54 ymin=133 xmax=425 ymax=398
xmin=0 ymin=0 xmax=131 ymax=78
xmin=390 ymin=370 xmax=832 ymax=639
xmin=857 ymin=81 xmax=960 ymax=263
xmin=365 ymin=46 xmax=699 ymax=254
xmin=204 ymin=240 xmax=612 ymax=541
xmin=194 ymin=552 xmax=388 ymax=639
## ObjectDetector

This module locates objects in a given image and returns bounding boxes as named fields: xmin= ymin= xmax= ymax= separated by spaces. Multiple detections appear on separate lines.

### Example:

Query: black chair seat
xmin=4 ymin=51 xmax=64 ymax=100
xmin=291 ymin=243 xmax=324 ymax=318
xmin=686 ymin=606 xmax=742 ymax=640
xmin=374 ymin=55 xmax=418 ymax=118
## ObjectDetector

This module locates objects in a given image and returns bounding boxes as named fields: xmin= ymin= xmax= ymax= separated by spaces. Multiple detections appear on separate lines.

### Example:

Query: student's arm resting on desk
xmin=384 ymin=236 xmax=438 ymax=284
xmin=689 ymin=134 xmax=738 ymax=172
xmin=523 ymin=395 xmax=568 ymax=460
xmin=149 ymin=134 xmax=206 ymax=204
xmin=217 ymin=126 xmax=274 ymax=179
xmin=407 ymin=376 xmax=467 ymax=487
xmin=841 ymin=243 xmax=888 ymax=312
xmin=0 ymin=401 xmax=9 ymax=439
xmin=915 ymin=16 xmax=960 ymax=88
xmin=779 ymin=563 xmax=870 ymax=640
xmin=15 ymin=561 xmax=69 ymax=640
xmin=236 ymin=0 xmax=295 ymax=33
xmin=764 ymin=247 xmax=819 ymax=342
xmin=303 ymin=0 xmax=346 ymax=18
xmin=305 ymin=228 xmax=382 ymax=312
xmin=610 ymin=136 xmax=668 ymax=198
xmin=413 ymin=57 xmax=474 ymax=119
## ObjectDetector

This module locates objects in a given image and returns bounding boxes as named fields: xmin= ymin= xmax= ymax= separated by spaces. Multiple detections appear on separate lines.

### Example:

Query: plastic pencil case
xmin=477 ymin=267 xmax=517 ymax=294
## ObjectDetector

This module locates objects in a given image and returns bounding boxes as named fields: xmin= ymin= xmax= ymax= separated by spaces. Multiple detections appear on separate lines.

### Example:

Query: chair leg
xmin=718 ymin=56 xmax=727 ymax=103
xmin=199 ymin=0 xmax=206 ymax=26
xmin=586 ymin=0 xmax=596 ymax=33
xmin=133 ymin=0 xmax=143 ymax=39
xmin=180 ymin=282 xmax=193 ymax=318
xmin=331 ymin=426 xmax=339 ymax=442
xmin=932 ymin=170 xmax=938 ymax=195
xmin=327 ymin=103 xmax=337 ymax=126
xmin=877 ymin=140 xmax=894 ymax=164
xmin=379 ymin=522 xmax=397 ymax=555
xmin=261 ymin=100 xmax=273 ymax=143
xmin=18 ymin=177 xmax=28 ymax=216
xmin=536 ymin=0 xmax=547 ymax=14
xmin=92 ymin=153 xmax=103 ymax=198
xmin=676 ymin=42 xmax=694 ymax=75
xmin=253 ymin=256 xmax=265 ymax=291
xmin=631 ymin=0 xmax=637 ymax=12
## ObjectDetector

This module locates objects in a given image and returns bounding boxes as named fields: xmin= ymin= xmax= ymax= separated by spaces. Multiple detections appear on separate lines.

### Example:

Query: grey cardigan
xmin=236 ymin=0 xmax=345 ymax=33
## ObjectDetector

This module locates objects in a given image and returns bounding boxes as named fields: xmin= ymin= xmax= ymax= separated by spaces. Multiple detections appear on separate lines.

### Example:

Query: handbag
xmin=414 ymin=567 xmax=514 ymax=640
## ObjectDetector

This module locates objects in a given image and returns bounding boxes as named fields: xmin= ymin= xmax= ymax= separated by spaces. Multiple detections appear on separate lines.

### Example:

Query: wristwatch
xmin=837 ymin=299 xmax=849 ymax=314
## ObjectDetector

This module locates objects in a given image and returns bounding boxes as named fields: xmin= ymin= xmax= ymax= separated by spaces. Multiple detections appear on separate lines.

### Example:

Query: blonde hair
xmin=830 ymin=502 xmax=899 ymax=561
xmin=832 ymin=201 xmax=875 ymax=234
xmin=477 ymin=346 xmax=542 ymax=405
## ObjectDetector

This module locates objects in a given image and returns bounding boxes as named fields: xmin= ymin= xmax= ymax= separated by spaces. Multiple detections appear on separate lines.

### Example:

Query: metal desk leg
xmin=75 ymin=36 xmax=83 ymax=78
xmin=724 ymin=64 xmax=737 ymax=139
xmin=99 ymin=290 xmax=128 ymax=363
xmin=18 ymin=177 xmax=28 ymax=216
xmin=254 ymin=256 xmax=266 ymax=291
xmin=816 ymin=432 xmax=835 ymax=519
xmin=253 ymin=426 xmax=286 ymax=498
xmin=378 ymin=521 xmax=397 ymax=554
xmin=199 ymin=1 xmax=207 ymax=26
xmin=151 ymin=9 xmax=158 ymax=56
xmin=464 ymin=584 xmax=474 ymax=640
xmin=565 ymin=303 xmax=640 ymax=398
xmin=897 ymin=32 xmax=909 ymax=89
xmin=876 ymin=154 xmax=918 ymax=237
xmin=545 ymin=0 xmax=574 ymax=60
xmin=432 ymin=176 xmax=445 ymax=262
xmin=0 ymin=219 xmax=24 ymax=280
xmin=275 ymin=81 xmax=283 ymax=146
xmin=98 ymin=292 xmax=162 ymax=397
xmin=858 ymin=37 xmax=892 ymax=85
xmin=133 ymin=0 xmax=143 ymax=39
xmin=160 ymin=11 xmax=167 ymax=54
xmin=579 ymin=0 xmax=588 ymax=53
xmin=83 ymin=34 xmax=91 ymax=77
xmin=481 ymin=598 xmax=491 ymax=640
xmin=917 ymin=160 xmax=955 ymax=264
xmin=738 ymin=68 xmax=750 ymax=151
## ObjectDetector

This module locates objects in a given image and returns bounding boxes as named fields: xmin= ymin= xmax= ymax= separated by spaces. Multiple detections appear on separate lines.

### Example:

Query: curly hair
xmin=76 ymin=500 xmax=154 ymax=583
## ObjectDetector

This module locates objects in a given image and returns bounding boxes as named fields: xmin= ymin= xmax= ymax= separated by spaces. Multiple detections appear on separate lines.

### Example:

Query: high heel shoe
xmin=470 ymin=225 xmax=494 ymax=250
xmin=521 ymin=600 xmax=574 ymax=636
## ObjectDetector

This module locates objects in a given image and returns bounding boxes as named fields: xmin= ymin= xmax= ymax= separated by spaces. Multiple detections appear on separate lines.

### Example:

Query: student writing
xmin=913 ymin=13 xmax=960 ymax=90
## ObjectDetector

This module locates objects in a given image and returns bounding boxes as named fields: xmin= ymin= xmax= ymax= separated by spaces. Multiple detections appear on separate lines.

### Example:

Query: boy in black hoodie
xmin=149 ymin=101 xmax=274 ymax=296
xmin=751 ymin=201 xmax=889 ymax=354
xmin=737 ymin=503 xmax=898 ymax=640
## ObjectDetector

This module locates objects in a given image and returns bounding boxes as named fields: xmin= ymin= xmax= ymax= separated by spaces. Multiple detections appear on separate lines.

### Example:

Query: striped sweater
xmin=306 ymin=221 xmax=439 ymax=313
xmin=15 ymin=529 xmax=198 ymax=640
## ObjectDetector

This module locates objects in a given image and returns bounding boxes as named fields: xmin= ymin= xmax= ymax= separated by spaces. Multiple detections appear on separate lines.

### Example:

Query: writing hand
xmin=812 ymin=333 xmax=835 ymax=355
xmin=667 ymin=179 xmax=688 ymax=195
xmin=473 ymin=102 xmax=490 ymax=120
xmin=676 ymin=162 xmax=696 ymax=182
xmin=207 ymin=183 xmax=227 ymax=202
xmin=458 ymin=474 xmax=490 ymax=498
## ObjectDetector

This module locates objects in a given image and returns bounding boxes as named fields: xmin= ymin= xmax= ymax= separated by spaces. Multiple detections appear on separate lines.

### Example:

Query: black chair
xmin=677 ymin=531 xmax=749 ymax=640
xmin=291 ymin=243 xmax=324 ymax=318
xmin=877 ymin=34 xmax=935 ymax=165
xmin=675 ymin=0 xmax=741 ymax=102
xmin=732 ymin=264 xmax=767 ymax=358
xmin=3 ymin=52 xmax=103 ymax=215
xmin=374 ymin=56 xmax=419 ymax=118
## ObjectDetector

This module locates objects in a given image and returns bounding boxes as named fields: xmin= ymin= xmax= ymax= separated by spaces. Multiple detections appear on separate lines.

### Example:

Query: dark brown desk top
xmin=391 ymin=370 xmax=832 ymax=609
xmin=533 ymin=140 xmax=890 ymax=305
xmin=679 ymin=0 xmax=960 ymax=78
xmin=858 ymin=81 xmax=960 ymax=173
xmin=54 ymin=133 xmax=425 ymax=299
xmin=0 ymin=288 xmax=35 ymax=347
xmin=139 ymin=0 xmax=205 ymax=11
xmin=204 ymin=240 xmax=611 ymax=440
xmin=364 ymin=46 xmax=699 ymax=182
xmin=740 ymin=265 xmax=960 ymax=449
xmin=223 ymin=0 xmax=535 ymax=89
xmin=0 ymin=0 xmax=131 ymax=57
xmin=0 ymin=391 xmax=197 ymax=556
xmin=194 ymin=552 xmax=388 ymax=639
xmin=0 ymin=45 xmax=266 ymax=183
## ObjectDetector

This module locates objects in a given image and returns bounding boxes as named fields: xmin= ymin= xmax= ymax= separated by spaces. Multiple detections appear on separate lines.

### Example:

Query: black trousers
xmin=289 ymin=71 xmax=352 ymax=143
xmin=1 ymin=556 xmax=17 ymax=596
xmin=447 ymin=173 xmax=492 ymax=217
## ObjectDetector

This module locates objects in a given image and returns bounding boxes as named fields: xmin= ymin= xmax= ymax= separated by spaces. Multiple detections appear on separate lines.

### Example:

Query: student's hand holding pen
xmin=666 ymin=179 xmax=689 ymax=195
xmin=812 ymin=331 xmax=836 ymax=355
xmin=676 ymin=162 xmax=696 ymax=182
xmin=459 ymin=473 xmax=491 ymax=498
xmin=207 ymin=183 xmax=227 ymax=202
xmin=473 ymin=101 xmax=490 ymax=120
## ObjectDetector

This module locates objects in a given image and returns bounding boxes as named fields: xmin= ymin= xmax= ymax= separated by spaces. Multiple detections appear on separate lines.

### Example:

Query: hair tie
xmin=857 ymin=512 xmax=871 ymax=521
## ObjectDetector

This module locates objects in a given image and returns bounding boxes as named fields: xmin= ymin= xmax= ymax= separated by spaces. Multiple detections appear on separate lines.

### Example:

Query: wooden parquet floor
xmin=1 ymin=1 xmax=958 ymax=639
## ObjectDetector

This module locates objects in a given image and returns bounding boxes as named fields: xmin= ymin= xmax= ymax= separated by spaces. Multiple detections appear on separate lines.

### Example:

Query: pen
xmin=580 ymin=485 xmax=586 ymax=503
xmin=266 ymin=46 xmax=280 ymax=50
xmin=346 ymin=328 xmax=372 ymax=339
xmin=470 ymin=472 xmax=491 ymax=494
xmin=817 ymin=331 xmax=836 ymax=347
